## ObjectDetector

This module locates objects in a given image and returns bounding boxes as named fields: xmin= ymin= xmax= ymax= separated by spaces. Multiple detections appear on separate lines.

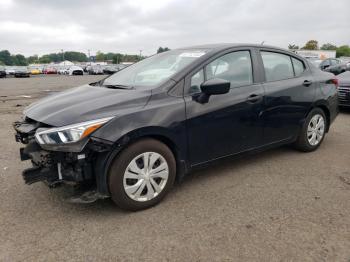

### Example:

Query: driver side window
xmin=205 ymin=51 xmax=253 ymax=87
xmin=188 ymin=51 xmax=253 ymax=95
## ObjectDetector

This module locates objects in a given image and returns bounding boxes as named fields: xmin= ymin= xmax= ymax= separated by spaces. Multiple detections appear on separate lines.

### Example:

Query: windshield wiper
xmin=102 ymin=84 xmax=133 ymax=90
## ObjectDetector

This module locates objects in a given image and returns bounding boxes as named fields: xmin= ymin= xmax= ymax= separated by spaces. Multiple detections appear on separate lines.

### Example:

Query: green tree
xmin=302 ymin=40 xmax=319 ymax=50
xmin=288 ymin=44 xmax=299 ymax=50
xmin=27 ymin=55 xmax=39 ymax=64
xmin=112 ymin=53 xmax=123 ymax=64
xmin=39 ymin=55 xmax=51 ymax=64
xmin=104 ymin=52 xmax=115 ymax=61
xmin=336 ymin=45 xmax=350 ymax=58
xmin=95 ymin=51 xmax=105 ymax=62
xmin=13 ymin=54 xmax=28 ymax=66
xmin=320 ymin=43 xmax=337 ymax=50
xmin=64 ymin=51 xmax=88 ymax=62
xmin=0 ymin=50 xmax=13 ymax=65
xmin=157 ymin=47 xmax=170 ymax=53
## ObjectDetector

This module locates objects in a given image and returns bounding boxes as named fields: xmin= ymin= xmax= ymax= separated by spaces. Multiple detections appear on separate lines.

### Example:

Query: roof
xmin=177 ymin=43 xmax=285 ymax=51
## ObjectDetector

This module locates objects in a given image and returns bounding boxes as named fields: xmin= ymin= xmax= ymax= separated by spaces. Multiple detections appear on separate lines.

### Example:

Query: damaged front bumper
xmin=13 ymin=118 xmax=114 ymax=202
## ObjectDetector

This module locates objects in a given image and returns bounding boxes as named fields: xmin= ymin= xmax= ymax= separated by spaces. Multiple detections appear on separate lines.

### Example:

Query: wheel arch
xmin=94 ymin=127 xmax=188 ymax=196
xmin=315 ymin=104 xmax=330 ymax=132
xmin=308 ymin=100 xmax=331 ymax=132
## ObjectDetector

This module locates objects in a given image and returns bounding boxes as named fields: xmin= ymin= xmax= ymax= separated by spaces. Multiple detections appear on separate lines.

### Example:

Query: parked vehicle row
xmin=0 ymin=66 xmax=6 ymax=78
xmin=337 ymin=71 xmax=350 ymax=108
xmin=85 ymin=64 xmax=126 ymax=75
xmin=0 ymin=64 xmax=128 ymax=78
xmin=308 ymin=57 xmax=350 ymax=75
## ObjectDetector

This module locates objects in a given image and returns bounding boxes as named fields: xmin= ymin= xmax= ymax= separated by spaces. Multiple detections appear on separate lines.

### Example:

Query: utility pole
xmin=139 ymin=50 xmax=142 ymax=61
xmin=88 ymin=49 xmax=91 ymax=66
xmin=61 ymin=49 xmax=64 ymax=61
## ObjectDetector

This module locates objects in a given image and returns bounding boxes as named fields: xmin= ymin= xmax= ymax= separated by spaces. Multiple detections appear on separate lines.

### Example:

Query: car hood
xmin=24 ymin=84 xmax=151 ymax=126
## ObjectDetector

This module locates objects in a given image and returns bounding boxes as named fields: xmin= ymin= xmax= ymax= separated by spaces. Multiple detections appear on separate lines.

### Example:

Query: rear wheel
xmin=108 ymin=138 xmax=176 ymax=211
xmin=294 ymin=108 xmax=327 ymax=152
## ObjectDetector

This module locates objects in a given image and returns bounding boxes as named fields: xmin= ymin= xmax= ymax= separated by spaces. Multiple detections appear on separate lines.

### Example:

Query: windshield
xmin=102 ymin=49 xmax=209 ymax=88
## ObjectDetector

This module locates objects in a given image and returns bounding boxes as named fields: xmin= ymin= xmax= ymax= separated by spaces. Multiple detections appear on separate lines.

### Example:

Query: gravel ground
xmin=0 ymin=75 xmax=349 ymax=261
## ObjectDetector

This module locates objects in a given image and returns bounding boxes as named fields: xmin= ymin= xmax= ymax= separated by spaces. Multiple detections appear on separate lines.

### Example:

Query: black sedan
xmin=13 ymin=44 xmax=338 ymax=211
xmin=0 ymin=66 xmax=6 ymax=78
xmin=337 ymin=71 xmax=350 ymax=107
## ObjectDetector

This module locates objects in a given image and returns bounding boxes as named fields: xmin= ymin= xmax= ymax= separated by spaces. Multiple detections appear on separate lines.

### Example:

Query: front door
xmin=185 ymin=50 xmax=265 ymax=165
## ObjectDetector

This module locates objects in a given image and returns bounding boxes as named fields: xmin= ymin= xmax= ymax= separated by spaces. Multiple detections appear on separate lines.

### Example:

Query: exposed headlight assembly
xmin=35 ymin=117 xmax=113 ymax=145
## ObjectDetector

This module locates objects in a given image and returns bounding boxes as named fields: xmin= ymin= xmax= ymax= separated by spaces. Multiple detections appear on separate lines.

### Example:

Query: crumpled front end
xmin=13 ymin=117 xmax=113 ymax=202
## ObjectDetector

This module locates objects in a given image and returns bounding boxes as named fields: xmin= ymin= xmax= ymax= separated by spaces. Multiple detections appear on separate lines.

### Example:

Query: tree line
xmin=288 ymin=40 xmax=350 ymax=57
xmin=0 ymin=47 xmax=171 ymax=66
xmin=94 ymin=46 xmax=170 ymax=64
xmin=0 ymin=50 xmax=89 ymax=66
xmin=3 ymin=41 xmax=348 ymax=66
xmin=95 ymin=51 xmax=145 ymax=64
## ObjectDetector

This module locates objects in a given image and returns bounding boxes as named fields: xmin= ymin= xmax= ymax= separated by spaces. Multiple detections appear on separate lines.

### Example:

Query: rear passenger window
xmin=292 ymin=57 xmax=305 ymax=76
xmin=261 ymin=52 xmax=294 ymax=81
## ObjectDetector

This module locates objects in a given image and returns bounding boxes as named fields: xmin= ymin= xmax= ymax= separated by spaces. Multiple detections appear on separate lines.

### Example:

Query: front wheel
xmin=108 ymin=138 xmax=176 ymax=211
xmin=294 ymin=108 xmax=327 ymax=152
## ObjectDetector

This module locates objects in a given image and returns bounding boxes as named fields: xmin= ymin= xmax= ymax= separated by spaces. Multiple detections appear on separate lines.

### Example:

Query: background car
xmin=0 ymin=66 xmax=6 ymax=78
xmin=88 ymin=65 xmax=104 ymax=75
xmin=30 ymin=68 xmax=41 ymax=75
xmin=103 ymin=65 xmax=119 ymax=75
xmin=14 ymin=67 xmax=30 ymax=78
xmin=68 ymin=65 xmax=84 ymax=75
xmin=320 ymin=58 xmax=349 ymax=75
xmin=43 ymin=67 xmax=57 ymax=74
xmin=5 ymin=67 xmax=15 ymax=76
xmin=337 ymin=71 xmax=350 ymax=108
xmin=58 ymin=67 xmax=69 ymax=75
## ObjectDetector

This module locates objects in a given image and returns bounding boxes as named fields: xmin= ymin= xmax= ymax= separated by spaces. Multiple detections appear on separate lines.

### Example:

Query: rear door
xmin=258 ymin=50 xmax=315 ymax=144
xmin=184 ymin=49 xmax=265 ymax=165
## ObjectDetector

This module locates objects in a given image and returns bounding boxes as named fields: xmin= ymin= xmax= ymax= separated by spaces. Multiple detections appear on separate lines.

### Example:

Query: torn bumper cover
xmin=13 ymin=118 xmax=113 ymax=196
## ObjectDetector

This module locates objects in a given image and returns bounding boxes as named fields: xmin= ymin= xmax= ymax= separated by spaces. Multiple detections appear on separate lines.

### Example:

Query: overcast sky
xmin=0 ymin=0 xmax=349 ymax=56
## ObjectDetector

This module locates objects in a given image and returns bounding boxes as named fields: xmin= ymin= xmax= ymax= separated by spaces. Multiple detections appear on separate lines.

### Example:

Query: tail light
xmin=331 ymin=78 xmax=339 ymax=88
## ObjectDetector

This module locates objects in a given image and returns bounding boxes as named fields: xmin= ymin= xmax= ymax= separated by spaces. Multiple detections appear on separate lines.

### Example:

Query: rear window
xmin=261 ymin=51 xmax=294 ymax=81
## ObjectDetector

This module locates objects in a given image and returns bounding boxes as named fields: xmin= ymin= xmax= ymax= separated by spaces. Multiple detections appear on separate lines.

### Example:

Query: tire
xmin=108 ymin=138 xmax=176 ymax=211
xmin=294 ymin=108 xmax=327 ymax=152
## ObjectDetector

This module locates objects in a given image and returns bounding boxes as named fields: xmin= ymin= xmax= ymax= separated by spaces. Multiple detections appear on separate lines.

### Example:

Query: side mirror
xmin=194 ymin=78 xmax=230 ymax=104
xmin=321 ymin=63 xmax=330 ymax=70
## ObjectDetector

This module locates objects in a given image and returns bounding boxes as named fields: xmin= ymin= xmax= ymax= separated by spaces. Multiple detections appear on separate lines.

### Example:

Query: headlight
xmin=35 ymin=117 xmax=113 ymax=145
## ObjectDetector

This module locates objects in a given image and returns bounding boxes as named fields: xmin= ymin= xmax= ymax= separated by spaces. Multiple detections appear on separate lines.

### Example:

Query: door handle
xmin=246 ymin=94 xmax=261 ymax=103
xmin=303 ymin=80 xmax=313 ymax=86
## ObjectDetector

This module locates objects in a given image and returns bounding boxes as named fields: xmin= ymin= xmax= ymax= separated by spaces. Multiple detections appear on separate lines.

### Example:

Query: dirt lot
xmin=0 ymin=75 xmax=349 ymax=261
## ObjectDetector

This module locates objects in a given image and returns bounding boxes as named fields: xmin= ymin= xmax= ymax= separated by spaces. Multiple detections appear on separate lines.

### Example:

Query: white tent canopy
xmin=58 ymin=60 xmax=74 ymax=66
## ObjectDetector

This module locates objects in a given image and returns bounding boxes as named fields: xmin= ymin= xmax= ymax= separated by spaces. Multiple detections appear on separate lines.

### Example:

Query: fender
xmin=93 ymin=126 xmax=189 ymax=196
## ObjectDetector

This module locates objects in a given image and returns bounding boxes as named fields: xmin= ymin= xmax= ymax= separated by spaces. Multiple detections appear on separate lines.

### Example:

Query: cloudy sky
xmin=0 ymin=0 xmax=349 ymax=56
